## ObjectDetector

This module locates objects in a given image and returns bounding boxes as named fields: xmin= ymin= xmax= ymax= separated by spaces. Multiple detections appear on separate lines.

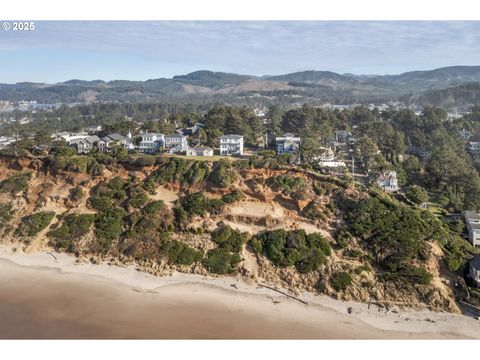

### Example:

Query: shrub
xmin=179 ymin=192 xmax=226 ymax=218
xmin=69 ymin=185 xmax=84 ymax=201
xmin=208 ymin=160 xmax=237 ymax=187
xmin=211 ymin=225 xmax=246 ymax=253
xmin=266 ymin=174 xmax=304 ymax=195
xmin=203 ymin=248 xmax=241 ymax=274
xmin=383 ymin=264 xmax=433 ymax=285
xmin=331 ymin=272 xmax=353 ymax=291
xmin=344 ymin=197 xmax=438 ymax=284
xmin=127 ymin=186 xmax=149 ymax=208
xmin=251 ymin=229 xmax=331 ymax=273
xmin=221 ymin=190 xmax=245 ymax=204
xmin=296 ymin=248 xmax=327 ymax=274
xmin=131 ymin=155 xmax=156 ymax=167
xmin=0 ymin=172 xmax=32 ymax=194
xmin=48 ymin=214 xmax=94 ymax=251
xmin=0 ymin=202 xmax=15 ymax=234
xmin=161 ymin=240 xmax=203 ymax=265
xmin=16 ymin=211 xmax=55 ymax=237
xmin=93 ymin=208 xmax=126 ymax=253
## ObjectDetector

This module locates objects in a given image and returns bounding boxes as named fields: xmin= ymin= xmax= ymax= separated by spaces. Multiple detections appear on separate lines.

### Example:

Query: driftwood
xmin=259 ymin=284 xmax=309 ymax=305
xmin=131 ymin=289 xmax=159 ymax=294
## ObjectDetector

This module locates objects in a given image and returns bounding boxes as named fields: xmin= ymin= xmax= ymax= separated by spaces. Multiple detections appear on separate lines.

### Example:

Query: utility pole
xmin=350 ymin=148 xmax=355 ymax=187
xmin=352 ymin=153 xmax=355 ymax=187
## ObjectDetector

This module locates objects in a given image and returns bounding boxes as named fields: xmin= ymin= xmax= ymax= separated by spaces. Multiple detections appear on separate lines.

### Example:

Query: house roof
xmin=85 ymin=135 xmax=101 ymax=144
xmin=219 ymin=134 xmax=243 ymax=140
xmin=189 ymin=146 xmax=213 ymax=152
xmin=165 ymin=134 xmax=187 ymax=139
xmin=409 ymin=146 xmax=429 ymax=154
xmin=142 ymin=132 xmax=164 ymax=138
xmin=465 ymin=211 xmax=480 ymax=221
xmin=377 ymin=171 xmax=397 ymax=181
xmin=470 ymin=254 xmax=480 ymax=270
xmin=105 ymin=133 xmax=125 ymax=141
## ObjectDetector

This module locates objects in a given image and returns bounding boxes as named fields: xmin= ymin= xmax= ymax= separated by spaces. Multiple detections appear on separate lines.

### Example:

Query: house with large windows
xmin=219 ymin=135 xmax=244 ymax=156
xmin=164 ymin=134 xmax=188 ymax=152
xmin=464 ymin=211 xmax=480 ymax=247
xmin=374 ymin=171 xmax=399 ymax=192
xmin=139 ymin=133 xmax=165 ymax=154
xmin=275 ymin=133 xmax=301 ymax=155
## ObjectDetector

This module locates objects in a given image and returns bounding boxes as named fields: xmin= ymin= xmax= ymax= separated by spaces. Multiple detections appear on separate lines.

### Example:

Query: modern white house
xmin=464 ymin=211 xmax=480 ymax=247
xmin=219 ymin=135 xmax=244 ymax=156
xmin=375 ymin=171 xmax=399 ymax=192
xmin=186 ymin=146 xmax=214 ymax=157
xmin=164 ymin=134 xmax=188 ymax=152
xmin=469 ymin=254 xmax=480 ymax=288
xmin=139 ymin=133 xmax=165 ymax=154
xmin=275 ymin=133 xmax=301 ymax=155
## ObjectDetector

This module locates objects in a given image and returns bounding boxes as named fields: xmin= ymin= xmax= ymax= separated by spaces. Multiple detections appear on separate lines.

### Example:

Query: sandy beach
xmin=1 ymin=245 xmax=479 ymax=339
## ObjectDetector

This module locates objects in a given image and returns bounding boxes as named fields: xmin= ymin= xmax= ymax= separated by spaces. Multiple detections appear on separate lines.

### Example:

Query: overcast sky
xmin=1 ymin=21 xmax=480 ymax=83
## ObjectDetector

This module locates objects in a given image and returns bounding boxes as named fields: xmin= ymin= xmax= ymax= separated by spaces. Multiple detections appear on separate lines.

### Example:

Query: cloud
xmin=1 ymin=21 xmax=480 ymax=81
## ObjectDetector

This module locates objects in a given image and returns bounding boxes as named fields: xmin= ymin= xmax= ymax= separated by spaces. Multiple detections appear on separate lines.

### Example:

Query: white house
xmin=468 ymin=142 xmax=480 ymax=154
xmin=469 ymin=254 xmax=480 ymax=288
xmin=139 ymin=133 xmax=165 ymax=154
xmin=375 ymin=171 xmax=399 ymax=192
xmin=164 ymin=134 xmax=188 ymax=152
xmin=464 ymin=211 xmax=480 ymax=247
xmin=186 ymin=146 xmax=214 ymax=157
xmin=275 ymin=133 xmax=301 ymax=155
xmin=219 ymin=135 xmax=244 ymax=156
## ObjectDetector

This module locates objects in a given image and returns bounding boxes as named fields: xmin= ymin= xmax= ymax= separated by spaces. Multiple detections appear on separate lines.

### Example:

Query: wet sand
xmin=1 ymin=247 xmax=479 ymax=339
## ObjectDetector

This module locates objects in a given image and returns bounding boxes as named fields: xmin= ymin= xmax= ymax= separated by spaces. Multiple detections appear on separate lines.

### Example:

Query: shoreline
xmin=1 ymin=245 xmax=480 ymax=339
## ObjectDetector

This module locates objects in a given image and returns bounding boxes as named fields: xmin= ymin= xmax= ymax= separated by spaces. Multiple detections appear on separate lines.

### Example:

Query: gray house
xmin=71 ymin=135 xmax=101 ymax=154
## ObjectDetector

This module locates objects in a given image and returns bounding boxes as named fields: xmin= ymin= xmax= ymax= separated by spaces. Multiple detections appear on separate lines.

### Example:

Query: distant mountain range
xmin=2 ymin=66 xmax=480 ymax=110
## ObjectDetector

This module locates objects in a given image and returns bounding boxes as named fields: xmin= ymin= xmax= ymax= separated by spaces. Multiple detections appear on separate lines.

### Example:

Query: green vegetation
xmin=342 ymin=197 xmax=440 ymax=284
xmin=251 ymin=229 xmax=331 ymax=273
xmin=331 ymin=272 xmax=353 ymax=291
xmin=0 ymin=202 xmax=15 ymax=235
xmin=176 ymin=192 xmax=225 ymax=221
xmin=211 ymin=225 xmax=247 ymax=253
xmin=266 ymin=174 xmax=305 ymax=195
xmin=16 ymin=211 xmax=55 ymax=237
xmin=161 ymin=240 xmax=203 ymax=266
xmin=145 ymin=157 xmax=211 ymax=189
xmin=69 ymin=185 xmax=84 ymax=201
xmin=0 ymin=172 xmax=32 ymax=194
xmin=203 ymin=248 xmax=242 ymax=275
xmin=405 ymin=185 xmax=429 ymax=205
xmin=93 ymin=208 xmax=126 ymax=253
xmin=48 ymin=214 xmax=94 ymax=251
xmin=208 ymin=159 xmax=237 ymax=187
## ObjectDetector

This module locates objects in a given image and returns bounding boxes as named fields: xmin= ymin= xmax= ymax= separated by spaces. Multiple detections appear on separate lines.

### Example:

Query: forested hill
xmin=2 ymin=66 xmax=480 ymax=110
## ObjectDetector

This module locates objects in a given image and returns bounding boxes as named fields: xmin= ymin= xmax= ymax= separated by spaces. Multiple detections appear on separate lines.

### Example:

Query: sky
xmin=1 ymin=21 xmax=480 ymax=83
